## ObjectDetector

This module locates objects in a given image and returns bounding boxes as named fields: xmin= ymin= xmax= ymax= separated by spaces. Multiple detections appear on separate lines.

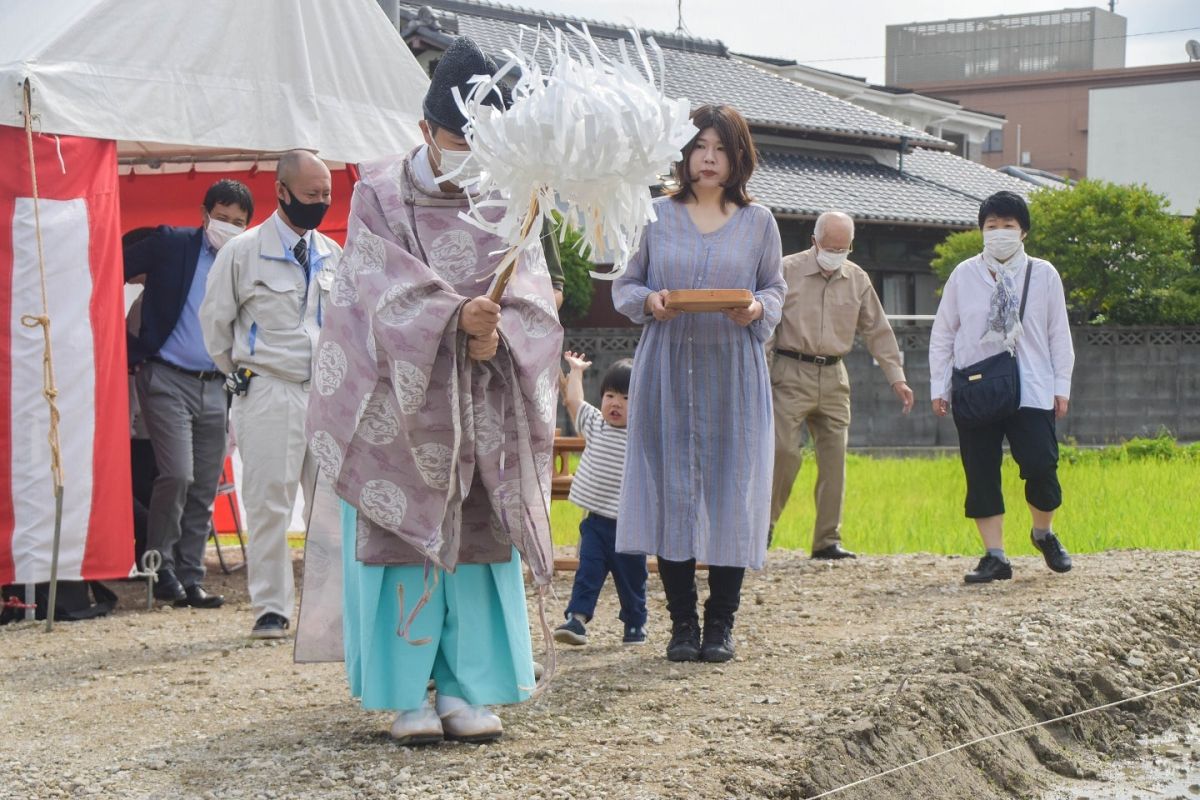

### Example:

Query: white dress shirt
xmin=929 ymin=254 xmax=1074 ymax=410
xmin=272 ymin=212 xmax=312 ymax=260
xmin=412 ymin=144 xmax=441 ymax=193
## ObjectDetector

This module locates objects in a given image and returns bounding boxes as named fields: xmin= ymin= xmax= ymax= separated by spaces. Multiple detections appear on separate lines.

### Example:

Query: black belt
xmin=148 ymin=356 xmax=224 ymax=381
xmin=775 ymin=349 xmax=841 ymax=366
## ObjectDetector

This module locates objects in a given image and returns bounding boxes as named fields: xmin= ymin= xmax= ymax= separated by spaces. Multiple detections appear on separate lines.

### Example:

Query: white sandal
xmin=436 ymin=694 xmax=503 ymax=743
xmin=389 ymin=697 xmax=444 ymax=745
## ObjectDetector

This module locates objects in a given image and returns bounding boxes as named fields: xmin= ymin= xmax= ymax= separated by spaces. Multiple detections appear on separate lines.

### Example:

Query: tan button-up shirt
xmin=771 ymin=247 xmax=906 ymax=385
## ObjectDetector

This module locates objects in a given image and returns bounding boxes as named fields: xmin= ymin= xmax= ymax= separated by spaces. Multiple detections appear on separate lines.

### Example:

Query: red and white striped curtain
xmin=0 ymin=125 xmax=133 ymax=584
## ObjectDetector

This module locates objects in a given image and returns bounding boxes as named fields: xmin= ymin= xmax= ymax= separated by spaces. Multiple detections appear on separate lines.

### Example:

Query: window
xmin=870 ymin=271 xmax=916 ymax=317
xmin=880 ymin=273 xmax=915 ymax=317
xmin=941 ymin=131 xmax=967 ymax=155
xmin=983 ymin=129 xmax=1004 ymax=153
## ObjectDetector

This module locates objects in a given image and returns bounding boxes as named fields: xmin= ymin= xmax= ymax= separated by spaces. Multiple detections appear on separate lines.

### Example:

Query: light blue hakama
xmin=340 ymin=502 xmax=535 ymax=712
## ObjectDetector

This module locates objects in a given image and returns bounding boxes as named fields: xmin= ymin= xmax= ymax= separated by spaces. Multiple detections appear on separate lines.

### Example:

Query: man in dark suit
xmin=124 ymin=179 xmax=254 ymax=608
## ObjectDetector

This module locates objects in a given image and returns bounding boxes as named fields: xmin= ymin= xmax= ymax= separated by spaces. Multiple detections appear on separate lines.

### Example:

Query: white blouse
xmin=929 ymin=254 xmax=1075 ymax=410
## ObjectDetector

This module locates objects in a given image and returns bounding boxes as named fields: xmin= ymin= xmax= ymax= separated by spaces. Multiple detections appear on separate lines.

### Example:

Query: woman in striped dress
xmin=612 ymin=104 xmax=785 ymax=664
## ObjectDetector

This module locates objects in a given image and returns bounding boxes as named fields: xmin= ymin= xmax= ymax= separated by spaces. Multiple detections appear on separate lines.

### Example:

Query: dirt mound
xmin=2 ymin=550 xmax=1197 ymax=799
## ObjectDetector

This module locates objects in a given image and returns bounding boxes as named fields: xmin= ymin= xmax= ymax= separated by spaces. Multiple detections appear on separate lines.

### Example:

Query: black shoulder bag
xmin=950 ymin=261 xmax=1032 ymax=429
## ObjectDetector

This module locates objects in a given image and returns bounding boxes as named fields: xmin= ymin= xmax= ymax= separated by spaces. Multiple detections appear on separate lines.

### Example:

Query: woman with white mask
xmin=929 ymin=191 xmax=1076 ymax=584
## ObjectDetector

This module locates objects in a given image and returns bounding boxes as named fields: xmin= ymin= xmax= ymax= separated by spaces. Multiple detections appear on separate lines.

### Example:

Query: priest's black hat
xmin=423 ymin=36 xmax=509 ymax=134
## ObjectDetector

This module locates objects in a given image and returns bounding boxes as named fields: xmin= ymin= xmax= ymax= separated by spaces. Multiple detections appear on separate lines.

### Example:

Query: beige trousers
xmin=769 ymin=356 xmax=852 ymax=552
xmin=232 ymin=374 xmax=314 ymax=621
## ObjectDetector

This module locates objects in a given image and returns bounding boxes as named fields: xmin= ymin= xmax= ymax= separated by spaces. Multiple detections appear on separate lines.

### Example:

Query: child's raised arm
xmin=562 ymin=350 xmax=592 ymax=428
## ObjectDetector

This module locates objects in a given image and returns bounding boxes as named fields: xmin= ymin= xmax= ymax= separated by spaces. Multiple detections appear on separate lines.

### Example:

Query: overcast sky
xmin=517 ymin=0 xmax=1200 ymax=84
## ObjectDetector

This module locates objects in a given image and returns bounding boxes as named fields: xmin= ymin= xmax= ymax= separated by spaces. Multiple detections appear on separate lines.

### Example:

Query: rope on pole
xmin=18 ymin=79 xmax=67 ymax=633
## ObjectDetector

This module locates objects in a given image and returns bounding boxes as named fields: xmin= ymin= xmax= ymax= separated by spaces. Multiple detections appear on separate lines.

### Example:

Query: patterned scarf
xmin=980 ymin=247 xmax=1028 ymax=353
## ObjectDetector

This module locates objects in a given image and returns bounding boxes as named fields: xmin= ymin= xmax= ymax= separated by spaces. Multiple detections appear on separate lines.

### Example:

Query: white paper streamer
xmin=449 ymin=24 xmax=697 ymax=280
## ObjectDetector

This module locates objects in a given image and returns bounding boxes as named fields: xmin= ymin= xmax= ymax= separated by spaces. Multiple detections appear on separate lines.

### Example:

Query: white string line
xmin=806 ymin=676 xmax=1200 ymax=799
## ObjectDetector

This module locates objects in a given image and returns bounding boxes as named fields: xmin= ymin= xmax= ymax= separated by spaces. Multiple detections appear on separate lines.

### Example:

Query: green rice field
xmin=550 ymin=436 xmax=1200 ymax=555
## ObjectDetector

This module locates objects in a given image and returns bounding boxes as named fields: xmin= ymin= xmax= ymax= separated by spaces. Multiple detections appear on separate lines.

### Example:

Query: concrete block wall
xmin=562 ymin=326 xmax=1200 ymax=445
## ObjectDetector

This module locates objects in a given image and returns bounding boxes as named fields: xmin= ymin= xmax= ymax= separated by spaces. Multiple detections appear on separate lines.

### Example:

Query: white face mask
xmin=205 ymin=217 xmax=243 ymax=251
xmin=982 ymin=228 xmax=1024 ymax=262
xmin=815 ymin=248 xmax=849 ymax=273
xmin=433 ymin=143 xmax=481 ymax=187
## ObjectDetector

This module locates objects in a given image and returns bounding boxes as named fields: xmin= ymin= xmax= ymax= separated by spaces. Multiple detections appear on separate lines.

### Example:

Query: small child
xmin=553 ymin=352 xmax=647 ymax=646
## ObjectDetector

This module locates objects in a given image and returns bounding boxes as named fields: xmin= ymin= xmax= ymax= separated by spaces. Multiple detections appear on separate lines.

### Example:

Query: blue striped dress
xmin=612 ymin=198 xmax=785 ymax=569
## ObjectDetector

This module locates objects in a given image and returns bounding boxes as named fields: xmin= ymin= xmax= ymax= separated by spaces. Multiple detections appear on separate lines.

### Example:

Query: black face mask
xmin=279 ymin=184 xmax=329 ymax=230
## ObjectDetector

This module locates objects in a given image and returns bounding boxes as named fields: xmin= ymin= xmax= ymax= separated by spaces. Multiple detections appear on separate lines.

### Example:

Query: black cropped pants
xmin=956 ymin=407 xmax=1062 ymax=519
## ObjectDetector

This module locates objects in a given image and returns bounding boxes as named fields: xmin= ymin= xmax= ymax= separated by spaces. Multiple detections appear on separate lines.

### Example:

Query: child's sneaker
xmin=622 ymin=625 xmax=647 ymax=645
xmin=553 ymin=616 xmax=588 ymax=646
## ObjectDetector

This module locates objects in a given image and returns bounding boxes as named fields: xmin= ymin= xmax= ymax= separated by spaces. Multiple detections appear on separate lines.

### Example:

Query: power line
xmin=799 ymin=25 xmax=1200 ymax=65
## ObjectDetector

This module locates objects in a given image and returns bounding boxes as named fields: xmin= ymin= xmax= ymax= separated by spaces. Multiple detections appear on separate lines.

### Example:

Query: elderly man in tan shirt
xmin=769 ymin=211 xmax=914 ymax=559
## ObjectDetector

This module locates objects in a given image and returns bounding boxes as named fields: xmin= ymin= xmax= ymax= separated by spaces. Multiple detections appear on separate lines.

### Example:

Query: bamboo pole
xmin=19 ymin=80 xmax=68 ymax=632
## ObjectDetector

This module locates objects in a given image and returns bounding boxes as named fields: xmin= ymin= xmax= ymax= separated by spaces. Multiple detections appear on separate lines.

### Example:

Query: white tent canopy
xmin=0 ymin=0 xmax=428 ymax=163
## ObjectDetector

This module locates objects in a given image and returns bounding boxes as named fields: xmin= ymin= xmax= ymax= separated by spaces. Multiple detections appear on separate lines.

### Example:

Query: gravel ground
xmin=1043 ymin=723 xmax=1200 ymax=799
xmin=2 ymin=548 xmax=1199 ymax=800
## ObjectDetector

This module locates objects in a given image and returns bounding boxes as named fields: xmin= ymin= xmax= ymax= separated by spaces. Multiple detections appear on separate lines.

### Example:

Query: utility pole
xmin=676 ymin=0 xmax=689 ymax=35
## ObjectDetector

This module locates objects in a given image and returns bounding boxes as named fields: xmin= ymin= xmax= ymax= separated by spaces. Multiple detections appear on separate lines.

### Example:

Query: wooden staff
xmin=487 ymin=189 xmax=543 ymax=304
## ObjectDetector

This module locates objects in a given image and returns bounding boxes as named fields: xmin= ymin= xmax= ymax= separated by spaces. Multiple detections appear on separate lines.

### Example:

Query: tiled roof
xmin=997 ymin=165 xmax=1075 ymax=190
xmin=751 ymin=149 xmax=1031 ymax=228
xmin=396 ymin=0 xmax=1049 ymax=229
xmin=400 ymin=0 xmax=949 ymax=149
xmin=903 ymin=149 xmax=1037 ymax=201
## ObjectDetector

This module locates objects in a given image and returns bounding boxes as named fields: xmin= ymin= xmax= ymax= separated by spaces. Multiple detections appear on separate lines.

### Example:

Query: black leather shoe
xmin=152 ymin=568 xmax=186 ymax=602
xmin=811 ymin=544 xmax=857 ymax=560
xmin=1031 ymin=531 xmax=1072 ymax=573
xmin=964 ymin=554 xmax=1013 ymax=584
xmin=700 ymin=618 xmax=735 ymax=663
xmin=666 ymin=619 xmax=701 ymax=662
xmin=175 ymin=584 xmax=225 ymax=609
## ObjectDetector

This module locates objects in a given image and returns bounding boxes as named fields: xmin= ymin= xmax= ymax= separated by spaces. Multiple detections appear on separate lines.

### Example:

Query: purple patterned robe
xmin=305 ymin=149 xmax=562 ymax=586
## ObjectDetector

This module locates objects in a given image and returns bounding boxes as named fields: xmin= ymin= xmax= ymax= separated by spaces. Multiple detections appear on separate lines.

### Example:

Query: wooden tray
xmin=664 ymin=289 xmax=753 ymax=312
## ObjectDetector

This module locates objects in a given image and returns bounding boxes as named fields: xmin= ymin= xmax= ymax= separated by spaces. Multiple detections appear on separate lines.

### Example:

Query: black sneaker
xmin=552 ymin=617 xmax=588 ymax=646
xmin=1031 ymin=531 xmax=1073 ymax=573
xmin=250 ymin=613 xmax=290 ymax=639
xmin=964 ymin=554 xmax=1013 ymax=584
xmin=700 ymin=619 xmax=735 ymax=663
xmin=622 ymin=625 xmax=647 ymax=645
xmin=666 ymin=619 xmax=701 ymax=662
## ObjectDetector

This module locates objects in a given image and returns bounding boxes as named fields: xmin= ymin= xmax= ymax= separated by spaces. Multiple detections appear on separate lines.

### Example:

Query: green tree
xmin=930 ymin=180 xmax=1194 ymax=323
xmin=1191 ymin=204 xmax=1200 ymax=267
xmin=1025 ymin=180 xmax=1192 ymax=323
xmin=930 ymin=229 xmax=982 ymax=283
xmin=1153 ymin=273 xmax=1200 ymax=324
xmin=549 ymin=212 xmax=595 ymax=325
